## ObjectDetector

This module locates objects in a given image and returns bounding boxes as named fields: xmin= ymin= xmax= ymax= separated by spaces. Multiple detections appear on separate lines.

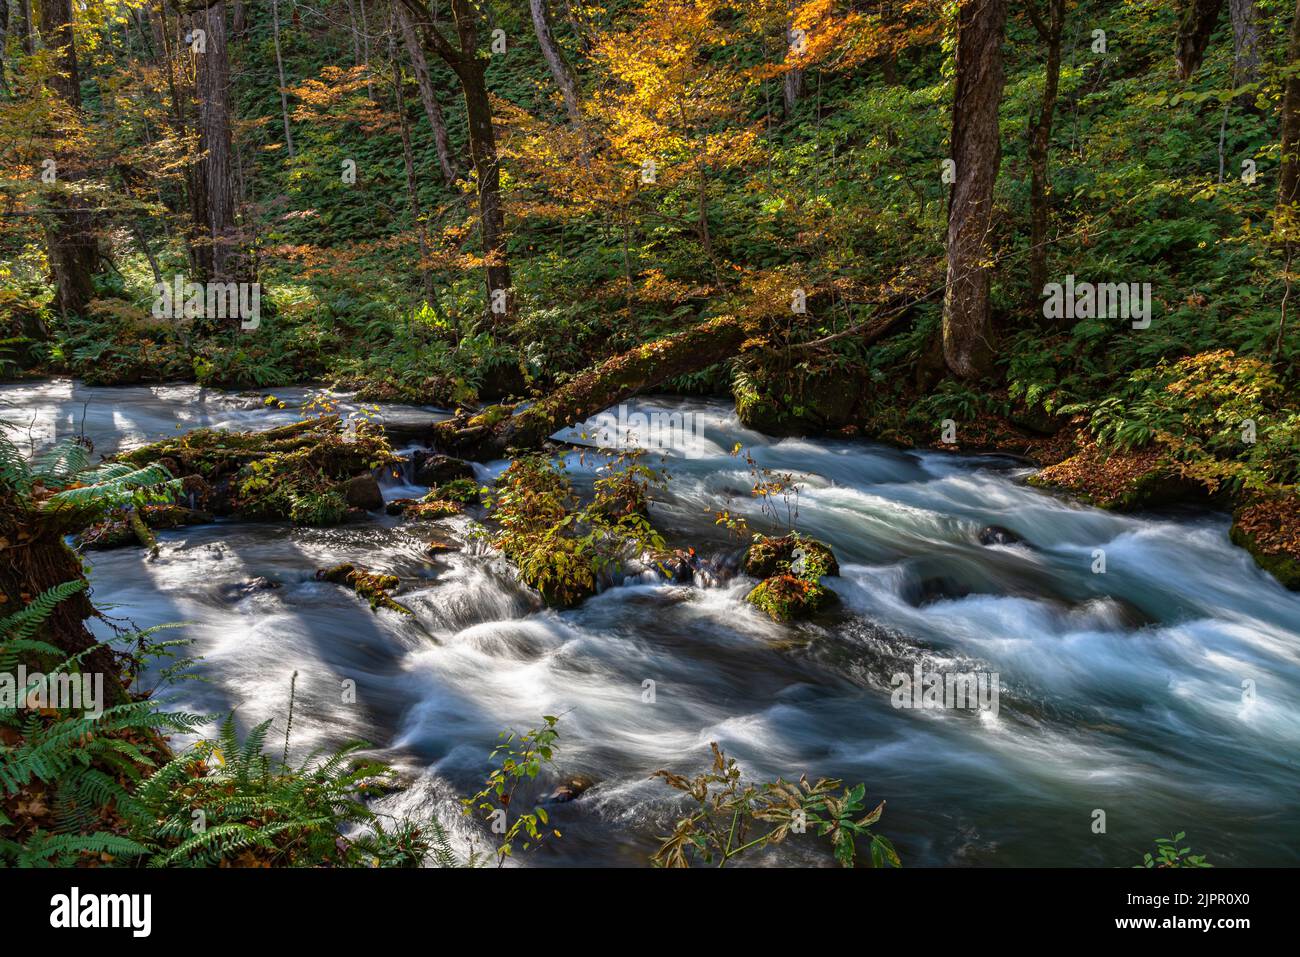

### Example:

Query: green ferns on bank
xmin=0 ymin=584 xmax=437 ymax=868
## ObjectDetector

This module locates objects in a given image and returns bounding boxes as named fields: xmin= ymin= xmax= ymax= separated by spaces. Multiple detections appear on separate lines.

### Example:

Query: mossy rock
xmin=431 ymin=477 xmax=482 ymax=505
xmin=733 ymin=364 xmax=862 ymax=436
xmin=746 ymin=574 xmax=830 ymax=623
xmin=77 ymin=504 xmax=214 ymax=550
xmin=316 ymin=563 xmax=413 ymax=614
xmin=743 ymin=533 xmax=839 ymax=580
xmin=1027 ymin=440 xmax=1211 ymax=511
xmin=1230 ymin=499 xmax=1300 ymax=591
xmin=119 ymin=416 xmax=398 ymax=526
xmin=743 ymin=533 xmax=839 ymax=621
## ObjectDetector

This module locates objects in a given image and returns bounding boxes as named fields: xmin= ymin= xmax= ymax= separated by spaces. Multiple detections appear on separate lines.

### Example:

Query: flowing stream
xmin=4 ymin=379 xmax=1299 ymax=867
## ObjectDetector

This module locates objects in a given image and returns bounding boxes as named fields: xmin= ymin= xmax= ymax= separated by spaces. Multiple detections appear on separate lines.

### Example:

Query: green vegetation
xmin=1135 ymin=833 xmax=1214 ymax=869
xmin=652 ymin=742 xmax=900 ymax=868
xmin=485 ymin=452 xmax=666 ymax=607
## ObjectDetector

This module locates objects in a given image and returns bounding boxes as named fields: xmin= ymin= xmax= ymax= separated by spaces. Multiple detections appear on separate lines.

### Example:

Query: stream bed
xmin=4 ymin=379 xmax=1299 ymax=866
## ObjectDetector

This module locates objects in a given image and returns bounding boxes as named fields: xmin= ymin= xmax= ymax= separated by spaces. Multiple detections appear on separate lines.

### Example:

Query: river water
xmin=4 ymin=379 xmax=1298 ymax=867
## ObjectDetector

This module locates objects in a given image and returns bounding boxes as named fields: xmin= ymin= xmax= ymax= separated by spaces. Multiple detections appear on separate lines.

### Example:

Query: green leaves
xmin=1135 ymin=833 xmax=1212 ymax=869
xmin=651 ymin=743 xmax=900 ymax=868
xmin=461 ymin=714 xmax=563 ymax=864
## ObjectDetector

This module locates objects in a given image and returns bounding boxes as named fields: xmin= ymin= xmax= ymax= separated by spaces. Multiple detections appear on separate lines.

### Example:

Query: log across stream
xmin=3 ymin=379 xmax=1299 ymax=866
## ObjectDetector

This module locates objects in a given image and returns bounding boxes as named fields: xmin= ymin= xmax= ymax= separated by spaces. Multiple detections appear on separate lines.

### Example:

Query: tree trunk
xmin=37 ymin=0 xmax=99 ymax=319
xmin=1279 ymin=0 xmax=1300 ymax=215
xmin=460 ymin=55 xmax=512 ymax=316
xmin=1175 ymin=0 xmax=1224 ymax=81
xmin=782 ymin=17 xmax=804 ymax=115
xmin=0 ymin=495 xmax=129 ymax=707
xmin=1027 ymin=0 xmax=1064 ymax=306
xmin=270 ymin=0 xmax=295 ymax=157
xmin=530 ymin=0 xmax=582 ymax=124
xmin=396 ymin=4 xmax=458 ymax=184
xmin=401 ymin=0 xmax=512 ymax=321
xmin=433 ymin=317 xmax=749 ymax=458
xmin=191 ymin=1 xmax=243 ymax=288
xmin=942 ymin=0 xmax=1007 ymax=379
xmin=1229 ymin=0 xmax=1261 ymax=98
xmin=15 ymin=0 xmax=34 ymax=55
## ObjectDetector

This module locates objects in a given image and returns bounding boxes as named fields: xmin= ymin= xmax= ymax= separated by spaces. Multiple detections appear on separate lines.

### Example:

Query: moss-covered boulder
xmin=743 ymin=533 xmax=839 ymax=580
xmin=118 ymin=416 xmax=398 ymax=527
xmin=733 ymin=363 xmax=862 ymax=436
xmin=431 ymin=477 xmax=482 ymax=505
xmin=747 ymin=573 xmax=832 ymax=622
xmin=1230 ymin=498 xmax=1300 ymax=591
xmin=743 ymin=533 xmax=839 ymax=622
xmin=316 ymin=563 xmax=413 ymax=614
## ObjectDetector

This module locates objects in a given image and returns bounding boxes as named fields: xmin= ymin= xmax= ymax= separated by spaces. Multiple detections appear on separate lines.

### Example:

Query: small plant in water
xmin=651 ymin=743 xmax=899 ymax=868
xmin=1135 ymin=833 xmax=1212 ymax=868
xmin=461 ymin=714 xmax=563 ymax=866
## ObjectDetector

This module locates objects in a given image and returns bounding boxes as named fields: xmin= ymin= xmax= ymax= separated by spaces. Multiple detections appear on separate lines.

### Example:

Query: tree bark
xmin=396 ymin=4 xmax=458 ymax=184
xmin=1175 ymin=0 xmax=1224 ymax=81
xmin=782 ymin=14 xmax=804 ymax=115
xmin=1026 ymin=0 xmax=1064 ymax=306
xmin=270 ymin=0 xmax=295 ymax=157
xmin=0 ymin=492 xmax=129 ymax=707
xmin=432 ymin=317 xmax=749 ymax=458
xmin=530 ymin=0 xmax=582 ymax=124
xmin=942 ymin=0 xmax=1007 ymax=379
xmin=390 ymin=33 xmax=434 ymax=306
xmin=37 ymin=0 xmax=99 ymax=319
xmin=400 ymin=0 xmax=511 ymax=320
xmin=1229 ymin=0 xmax=1261 ymax=95
xmin=191 ymin=1 xmax=244 ymax=288
xmin=15 ymin=0 xmax=34 ymax=55
xmin=1279 ymin=0 xmax=1300 ymax=214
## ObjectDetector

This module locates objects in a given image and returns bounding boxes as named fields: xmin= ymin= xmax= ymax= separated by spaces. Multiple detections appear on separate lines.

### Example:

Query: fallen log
xmin=432 ymin=317 xmax=751 ymax=459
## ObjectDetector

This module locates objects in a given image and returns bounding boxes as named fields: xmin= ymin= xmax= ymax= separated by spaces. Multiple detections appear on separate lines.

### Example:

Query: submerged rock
xmin=218 ymin=577 xmax=282 ymax=602
xmin=424 ymin=538 xmax=460 ymax=556
xmin=978 ymin=525 xmax=1028 ymax=547
xmin=546 ymin=774 xmax=596 ymax=804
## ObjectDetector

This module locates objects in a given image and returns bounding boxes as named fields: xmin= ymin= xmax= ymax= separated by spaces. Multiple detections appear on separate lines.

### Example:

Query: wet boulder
xmin=316 ymin=563 xmax=413 ymax=615
xmin=646 ymin=548 xmax=697 ymax=584
xmin=342 ymin=473 xmax=384 ymax=510
xmin=743 ymin=533 xmax=839 ymax=622
xmin=413 ymin=452 xmax=474 ymax=487
xmin=546 ymin=774 xmax=596 ymax=804
xmin=424 ymin=538 xmax=460 ymax=556
xmin=978 ymin=525 xmax=1029 ymax=547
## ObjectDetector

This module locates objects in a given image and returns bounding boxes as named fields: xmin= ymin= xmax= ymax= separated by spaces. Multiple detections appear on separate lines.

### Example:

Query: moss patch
xmin=119 ymin=416 xmax=397 ymax=527
xmin=316 ymin=563 xmax=413 ymax=614
xmin=743 ymin=533 xmax=838 ymax=622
